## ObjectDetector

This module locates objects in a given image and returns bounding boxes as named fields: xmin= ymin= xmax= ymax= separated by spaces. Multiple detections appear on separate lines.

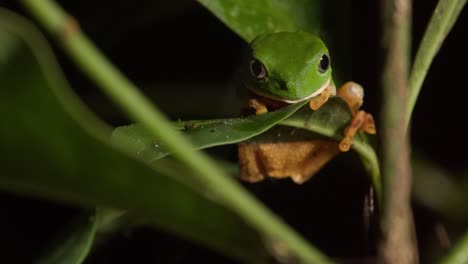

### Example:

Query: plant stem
xmin=379 ymin=0 xmax=418 ymax=263
xmin=405 ymin=0 xmax=466 ymax=128
xmin=19 ymin=0 xmax=332 ymax=263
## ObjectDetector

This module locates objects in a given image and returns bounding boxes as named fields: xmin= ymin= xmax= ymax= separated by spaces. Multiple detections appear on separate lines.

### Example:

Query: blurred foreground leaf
xmin=36 ymin=210 xmax=97 ymax=264
xmin=413 ymin=156 xmax=468 ymax=221
xmin=0 ymin=8 xmax=269 ymax=263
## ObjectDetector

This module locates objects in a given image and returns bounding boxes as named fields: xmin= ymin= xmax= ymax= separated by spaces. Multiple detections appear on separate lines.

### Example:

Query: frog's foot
xmin=309 ymin=85 xmax=335 ymax=110
xmin=336 ymin=81 xmax=376 ymax=152
xmin=339 ymin=110 xmax=376 ymax=152
xmin=247 ymin=98 xmax=268 ymax=115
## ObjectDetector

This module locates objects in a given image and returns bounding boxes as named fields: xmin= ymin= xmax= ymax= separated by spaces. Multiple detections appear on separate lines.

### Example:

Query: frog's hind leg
xmin=238 ymin=143 xmax=266 ymax=182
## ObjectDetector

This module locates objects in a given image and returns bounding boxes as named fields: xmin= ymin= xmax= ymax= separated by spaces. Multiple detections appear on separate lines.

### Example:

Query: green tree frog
xmin=244 ymin=32 xmax=376 ymax=152
xmin=239 ymin=32 xmax=376 ymax=183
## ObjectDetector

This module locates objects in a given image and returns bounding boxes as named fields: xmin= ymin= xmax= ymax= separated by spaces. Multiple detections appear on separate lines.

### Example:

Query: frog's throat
xmin=250 ymin=78 xmax=332 ymax=103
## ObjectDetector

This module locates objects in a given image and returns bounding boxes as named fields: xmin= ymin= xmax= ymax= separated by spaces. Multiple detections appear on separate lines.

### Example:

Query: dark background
xmin=1 ymin=0 xmax=466 ymax=263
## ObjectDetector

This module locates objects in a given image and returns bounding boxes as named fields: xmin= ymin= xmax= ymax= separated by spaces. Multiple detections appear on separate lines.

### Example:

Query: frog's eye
xmin=318 ymin=53 xmax=330 ymax=74
xmin=250 ymin=59 xmax=267 ymax=80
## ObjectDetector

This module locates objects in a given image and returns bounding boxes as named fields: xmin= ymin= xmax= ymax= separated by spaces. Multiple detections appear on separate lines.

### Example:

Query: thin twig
xmin=379 ymin=0 xmax=418 ymax=263
xmin=405 ymin=0 xmax=466 ymax=128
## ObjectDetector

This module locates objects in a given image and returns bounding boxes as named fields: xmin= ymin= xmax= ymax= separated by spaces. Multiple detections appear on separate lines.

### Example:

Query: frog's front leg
xmin=337 ymin=81 xmax=376 ymax=152
xmin=309 ymin=85 xmax=336 ymax=110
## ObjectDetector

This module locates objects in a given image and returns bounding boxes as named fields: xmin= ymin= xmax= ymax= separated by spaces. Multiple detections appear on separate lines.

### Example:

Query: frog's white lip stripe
xmin=249 ymin=78 xmax=331 ymax=103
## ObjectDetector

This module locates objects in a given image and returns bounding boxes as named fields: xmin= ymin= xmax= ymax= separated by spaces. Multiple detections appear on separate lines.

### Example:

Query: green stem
xmin=405 ymin=0 xmax=466 ymax=128
xmin=379 ymin=0 xmax=417 ymax=262
xmin=440 ymin=231 xmax=468 ymax=264
xmin=20 ymin=0 xmax=331 ymax=263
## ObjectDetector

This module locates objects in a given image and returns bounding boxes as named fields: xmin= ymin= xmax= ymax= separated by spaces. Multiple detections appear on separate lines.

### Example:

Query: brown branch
xmin=379 ymin=0 xmax=418 ymax=263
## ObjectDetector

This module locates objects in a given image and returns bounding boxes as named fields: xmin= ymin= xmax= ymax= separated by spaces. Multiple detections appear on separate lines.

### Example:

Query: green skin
xmin=248 ymin=32 xmax=333 ymax=102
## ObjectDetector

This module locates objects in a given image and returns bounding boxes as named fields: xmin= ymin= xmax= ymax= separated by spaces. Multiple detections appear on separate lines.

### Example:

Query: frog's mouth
xmin=249 ymin=78 xmax=332 ymax=104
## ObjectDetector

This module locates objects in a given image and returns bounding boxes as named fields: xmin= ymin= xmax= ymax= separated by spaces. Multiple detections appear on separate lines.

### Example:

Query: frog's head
xmin=247 ymin=32 xmax=332 ymax=102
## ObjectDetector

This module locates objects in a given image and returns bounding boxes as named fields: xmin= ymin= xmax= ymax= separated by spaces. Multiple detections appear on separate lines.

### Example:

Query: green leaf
xmin=112 ymin=101 xmax=308 ymax=160
xmin=114 ymin=97 xmax=381 ymax=200
xmin=0 ymin=8 xmax=269 ymax=263
xmin=36 ymin=210 xmax=97 ymax=264
xmin=197 ymin=0 xmax=321 ymax=42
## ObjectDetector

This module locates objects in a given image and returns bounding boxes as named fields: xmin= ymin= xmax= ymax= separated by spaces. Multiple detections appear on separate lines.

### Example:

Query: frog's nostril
xmin=279 ymin=80 xmax=288 ymax=90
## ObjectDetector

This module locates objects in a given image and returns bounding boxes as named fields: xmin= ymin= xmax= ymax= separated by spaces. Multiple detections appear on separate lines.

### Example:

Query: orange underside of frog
xmin=238 ymin=82 xmax=376 ymax=184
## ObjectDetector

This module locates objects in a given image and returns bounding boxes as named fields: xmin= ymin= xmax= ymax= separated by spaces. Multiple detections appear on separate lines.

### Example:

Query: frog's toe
xmin=309 ymin=98 xmax=324 ymax=110
xmin=363 ymin=113 xmax=376 ymax=134
xmin=247 ymin=98 xmax=269 ymax=115
xmin=339 ymin=110 xmax=366 ymax=152
xmin=339 ymin=137 xmax=352 ymax=152
xmin=255 ymin=106 xmax=268 ymax=115
xmin=338 ymin=81 xmax=364 ymax=112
